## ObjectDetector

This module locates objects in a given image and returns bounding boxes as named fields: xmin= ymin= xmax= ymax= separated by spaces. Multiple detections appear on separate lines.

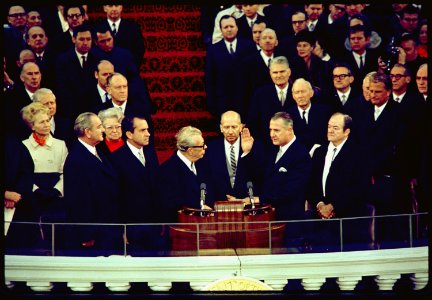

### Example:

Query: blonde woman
xmin=21 ymin=102 xmax=68 ymax=241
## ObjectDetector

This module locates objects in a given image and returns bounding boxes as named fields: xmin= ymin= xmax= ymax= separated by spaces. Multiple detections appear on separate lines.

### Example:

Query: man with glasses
xmin=325 ymin=63 xmax=361 ymax=120
xmin=389 ymin=64 xmax=426 ymax=219
xmin=51 ymin=5 xmax=86 ymax=55
xmin=4 ymin=5 xmax=28 ymax=74
xmin=158 ymin=126 xmax=212 ymax=223
xmin=278 ymin=11 xmax=307 ymax=61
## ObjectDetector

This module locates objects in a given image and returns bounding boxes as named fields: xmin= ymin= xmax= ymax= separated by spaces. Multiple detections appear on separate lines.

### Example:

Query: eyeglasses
xmin=292 ymin=20 xmax=306 ymax=25
xmin=30 ymin=34 xmax=45 ymax=39
xmin=389 ymin=74 xmax=407 ymax=80
xmin=67 ymin=13 xmax=82 ymax=19
xmin=8 ymin=12 xmax=26 ymax=18
xmin=416 ymin=76 xmax=428 ymax=81
xmin=105 ymin=125 xmax=122 ymax=131
xmin=189 ymin=144 xmax=206 ymax=149
xmin=334 ymin=5 xmax=346 ymax=11
xmin=333 ymin=74 xmax=351 ymax=80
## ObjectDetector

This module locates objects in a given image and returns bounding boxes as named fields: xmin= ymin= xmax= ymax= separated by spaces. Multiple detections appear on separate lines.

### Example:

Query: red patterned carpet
xmin=89 ymin=4 xmax=218 ymax=164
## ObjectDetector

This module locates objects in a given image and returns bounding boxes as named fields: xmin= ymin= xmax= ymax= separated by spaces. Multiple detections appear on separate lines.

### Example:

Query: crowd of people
xmin=3 ymin=3 xmax=429 ymax=255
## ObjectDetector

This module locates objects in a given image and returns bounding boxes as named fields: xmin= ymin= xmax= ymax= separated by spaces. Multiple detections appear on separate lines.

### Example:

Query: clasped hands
xmin=4 ymin=191 xmax=22 ymax=208
xmin=317 ymin=202 xmax=335 ymax=219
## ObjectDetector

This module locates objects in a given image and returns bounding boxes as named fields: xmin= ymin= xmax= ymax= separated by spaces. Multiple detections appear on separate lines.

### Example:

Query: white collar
xmin=279 ymin=135 xmax=297 ymax=156
xmin=78 ymin=138 xmax=98 ymax=156
xmin=177 ymin=150 xmax=194 ymax=170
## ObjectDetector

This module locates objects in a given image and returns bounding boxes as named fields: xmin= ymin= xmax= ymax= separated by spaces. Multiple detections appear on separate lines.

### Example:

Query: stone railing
xmin=4 ymin=246 xmax=428 ymax=293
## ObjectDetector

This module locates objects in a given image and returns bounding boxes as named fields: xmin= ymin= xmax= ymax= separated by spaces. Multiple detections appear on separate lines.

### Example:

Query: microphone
xmin=246 ymin=181 xmax=255 ymax=209
xmin=200 ymin=183 xmax=206 ymax=210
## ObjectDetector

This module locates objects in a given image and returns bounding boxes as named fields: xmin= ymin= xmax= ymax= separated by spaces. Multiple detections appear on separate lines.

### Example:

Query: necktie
xmin=395 ymin=97 xmax=400 ymax=103
xmin=37 ymin=55 xmax=43 ymax=62
xmin=104 ymin=92 xmax=110 ymax=103
xmin=250 ymin=20 xmax=254 ymax=28
xmin=268 ymin=58 xmax=271 ymax=68
xmin=229 ymin=43 xmax=234 ymax=55
xmin=191 ymin=162 xmax=196 ymax=175
xmin=230 ymin=145 xmax=236 ymax=187
xmin=302 ymin=110 xmax=308 ymax=125
xmin=275 ymin=148 xmax=283 ymax=163
xmin=279 ymin=90 xmax=285 ymax=106
xmin=137 ymin=151 xmax=146 ymax=166
xmin=81 ymin=55 xmax=87 ymax=68
xmin=322 ymin=147 xmax=337 ymax=196
xmin=341 ymin=94 xmax=347 ymax=105
xmin=95 ymin=150 xmax=102 ymax=161
xmin=331 ymin=147 xmax=337 ymax=162
xmin=374 ymin=107 xmax=380 ymax=121
xmin=309 ymin=23 xmax=315 ymax=31
xmin=112 ymin=23 xmax=117 ymax=36
xmin=359 ymin=55 xmax=364 ymax=70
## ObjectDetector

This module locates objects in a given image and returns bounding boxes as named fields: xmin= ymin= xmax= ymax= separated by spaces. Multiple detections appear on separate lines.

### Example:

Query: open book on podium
xmin=169 ymin=200 xmax=285 ymax=254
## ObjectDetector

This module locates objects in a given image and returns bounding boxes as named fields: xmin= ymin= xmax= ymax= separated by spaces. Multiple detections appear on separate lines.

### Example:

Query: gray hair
xmin=271 ymin=111 xmax=293 ymax=129
xmin=270 ymin=56 xmax=290 ymax=69
xmin=175 ymin=126 xmax=202 ymax=151
xmin=98 ymin=107 xmax=124 ymax=125
xmin=292 ymin=78 xmax=313 ymax=91
xmin=363 ymin=71 xmax=377 ymax=84
xmin=260 ymin=28 xmax=277 ymax=40
xmin=33 ymin=88 xmax=55 ymax=102
xmin=74 ymin=112 xmax=97 ymax=137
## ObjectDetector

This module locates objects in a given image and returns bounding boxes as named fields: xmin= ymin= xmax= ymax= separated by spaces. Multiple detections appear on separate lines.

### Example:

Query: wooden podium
xmin=169 ymin=201 xmax=285 ymax=252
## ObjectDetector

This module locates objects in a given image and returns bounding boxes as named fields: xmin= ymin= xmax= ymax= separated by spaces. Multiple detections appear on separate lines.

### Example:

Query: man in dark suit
xmin=247 ymin=56 xmax=293 ymax=150
xmin=239 ymin=28 xmax=280 ymax=118
xmin=63 ymin=112 xmax=122 ymax=255
xmin=95 ymin=5 xmax=145 ymax=65
xmin=201 ymin=111 xmax=261 ymax=202
xmin=109 ymin=114 xmax=163 ymax=254
xmin=33 ymin=88 xmax=75 ymax=150
xmin=157 ymin=126 xmax=212 ymax=223
xmin=236 ymin=4 xmax=268 ymax=42
xmin=55 ymin=23 xmax=100 ymax=119
xmin=94 ymin=72 xmax=154 ymax=145
xmin=5 ymin=62 xmax=42 ymax=140
xmin=287 ymin=78 xmax=333 ymax=155
xmin=241 ymin=112 xmax=312 ymax=249
xmin=339 ymin=25 xmax=381 ymax=92
xmin=25 ymin=25 xmax=57 ymax=90
xmin=4 ymin=136 xmax=39 ymax=253
xmin=93 ymin=28 xmax=153 ymax=114
xmin=88 ymin=60 xmax=115 ymax=112
xmin=357 ymin=72 xmax=408 ymax=249
xmin=205 ymin=15 xmax=256 ymax=121
xmin=325 ymin=63 xmax=362 ymax=121
xmin=308 ymin=113 xmax=370 ymax=251
xmin=277 ymin=11 xmax=307 ymax=62
xmin=50 ymin=5 xmax=86 ymax=56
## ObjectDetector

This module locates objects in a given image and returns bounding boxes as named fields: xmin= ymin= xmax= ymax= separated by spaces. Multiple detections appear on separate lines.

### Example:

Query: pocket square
xmin=278 ymin=167 xmax=287 ymax=172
